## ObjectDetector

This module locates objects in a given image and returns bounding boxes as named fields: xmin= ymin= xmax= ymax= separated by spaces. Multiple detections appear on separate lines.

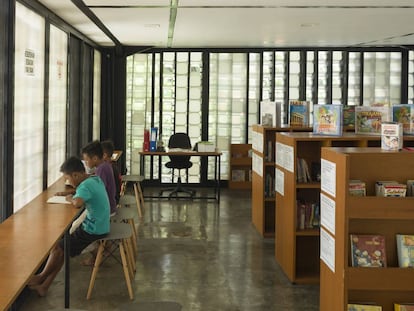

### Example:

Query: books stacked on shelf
xmin=266 ymin=140 xmax=273 ymax=162
xmin=313 ymin=104 xmax=343 ymax=135
xmin=381 ymin=121 xmax=403 ymax=151
xmin=343 ymin=105 xmax=356 ymax=129
xmin=264 ymin=172 xmax=274 ymax=198
xmin=392 ymin=104 xmax=414 ymax=135
xmin=350 ymin=234 xmax=387 ymax=267
xmin=375 ymin=181 xmax=407 ymax=197
xmin=406 ymin=180 xmax=414 ymax=196
xmin=231 ymin=169 xmax=246 ymax=182
xmin=296 ymin=158 xmax=311 ymax=183
xmin=289 ymin=100 xmax=310 ymax=127
xmin=296 ymin=201 xmax=320 ymax=230
xmin=349 ymin=180 xmax=366 ymax=196
xmin=355 ymin=105 xmax=391 ymax=135
xmin=260 ymin=101 xmax=281 ymax=127
xmin=396 ymin=234 xmax=414 ymax=268
xmin=394 ymin=303 xmax=414 ymax=310
xmin=348 ymin=304 xmax=382 ymax=311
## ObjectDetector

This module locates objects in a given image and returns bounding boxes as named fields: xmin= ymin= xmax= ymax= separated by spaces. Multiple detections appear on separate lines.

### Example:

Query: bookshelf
xmin=229 ymin=144 xmax=252 ymax=189
xmin=320 ymin=147 xmax=414 ymax=311
xmin=275 ymin=132 xmax=414 ymax=285
xmin=251 ymin=125 xmax=311 ymax=237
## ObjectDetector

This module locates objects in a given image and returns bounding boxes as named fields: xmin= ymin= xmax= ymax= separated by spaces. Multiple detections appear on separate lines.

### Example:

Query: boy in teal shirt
xmin=28 ymin=156 xmax=110 ymax=296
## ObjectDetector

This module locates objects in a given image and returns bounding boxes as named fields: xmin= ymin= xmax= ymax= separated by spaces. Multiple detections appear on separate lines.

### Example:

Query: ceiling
xmin=36 ymin=0 xmax=414 ymax=48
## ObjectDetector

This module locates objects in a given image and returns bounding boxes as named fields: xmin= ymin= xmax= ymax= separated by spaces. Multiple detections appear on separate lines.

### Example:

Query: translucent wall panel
xmin=318 ymin=51 xmax=329 ymax=105
xmin=409 ymin=51 xmax=414 ymax=104
xmin=289 ymin=51 xmax=301 ymax=101
xmin=14 ymin=3 xmax=45 ymax=211
xmin=363 ymin=52 xmax=401 ymax=105
xmin=275 ymin=52 xmax=287 ymax=124
xmin=348 ymin=52 xmax=361 ymax=106
xmin=47 ymin=24 xmax=67 ymax=187
xmin=262 ymin=52 xmax=273 ymax=101
xmin=332 ymin=51 xmax=343 ymax=105
xmin=126 ymin=53 xmax=152 ymax=175
xmin=306 ymin=51 xmax=315 ymax=106
xmin=92 ymin=50 xmax=101 ymax=140
xmin=248 ymin=53 xmax=260 ymax=143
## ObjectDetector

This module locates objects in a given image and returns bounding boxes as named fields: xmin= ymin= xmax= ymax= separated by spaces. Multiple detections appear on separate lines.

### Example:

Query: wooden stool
xmin=87 ymin=223 xmax=135 ymax=300
xmin=120 ymin=175 xmax=144 ymax=217
xmin=111 ymin=207 xmax=138 ymax=260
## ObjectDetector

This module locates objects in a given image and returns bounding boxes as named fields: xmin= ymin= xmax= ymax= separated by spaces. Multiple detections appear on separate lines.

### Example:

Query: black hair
xmin=60 ymin=156 xmax=85 ymax=174
xmin=101 ymin=140 xmax=114 ymax=157
xmin=81 ymin=140 xmax=103 ymax=159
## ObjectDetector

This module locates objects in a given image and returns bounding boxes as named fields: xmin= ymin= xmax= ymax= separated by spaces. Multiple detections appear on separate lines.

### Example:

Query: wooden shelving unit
xmin=273 ymin=132 xmax=414 ymax=284
xmin=251 ymin=125 xmax=311 ymax=237
xmin=229 ymin=144 xmax=252 ymax=190
xmin=320 ymin=147 xmax=414 ymax=311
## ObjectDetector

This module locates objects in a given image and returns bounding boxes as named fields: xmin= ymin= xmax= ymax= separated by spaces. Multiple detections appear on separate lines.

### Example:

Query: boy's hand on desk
xmin=65 ymin=194 xmax=73 ymax=203
xmin=55 ymin=190 xmax=75 ymax=196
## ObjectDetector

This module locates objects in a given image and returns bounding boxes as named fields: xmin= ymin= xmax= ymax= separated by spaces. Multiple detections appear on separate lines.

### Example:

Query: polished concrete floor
xmin=18 ymin=188 xmax=319 ymax=311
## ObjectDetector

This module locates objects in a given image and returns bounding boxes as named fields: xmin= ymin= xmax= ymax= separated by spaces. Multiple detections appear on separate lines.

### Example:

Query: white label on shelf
xmin=252 ymin=152 xmax=263 ymax=177
xmin=275 ymin=142 xmax=294 ymax=173
xmin=252 ymin=131 xmax=258 ymax=151
xmin=257 ymin=132 xmax=263 ymax=154
xmin=275 ymin=168 xmax=284 ymax=196
xmin=321 ymin=193 xmax=335 ymax=235
xmin=320 ymin=227 xmax=335 ymax=273
xmin=321 ymin=159 xmax=336 ymax=198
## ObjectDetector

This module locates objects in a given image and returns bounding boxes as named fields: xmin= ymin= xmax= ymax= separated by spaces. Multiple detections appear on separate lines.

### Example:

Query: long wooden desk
xmin=139 ymin=150 xmax=222 ymax=203
xmin=0 ymin=178 xmax=82 ymax=310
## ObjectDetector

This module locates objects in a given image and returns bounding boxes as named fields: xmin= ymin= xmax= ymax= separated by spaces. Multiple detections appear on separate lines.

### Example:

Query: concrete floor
xmin=18 ymin=188 xmax=319 ymax=311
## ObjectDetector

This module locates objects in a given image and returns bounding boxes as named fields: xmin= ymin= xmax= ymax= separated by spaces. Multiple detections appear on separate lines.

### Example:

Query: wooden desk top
xmin=139 ymin=150 xmax=222 ymax=156
xmin=0 ymin=178 xmax=81 ymax=310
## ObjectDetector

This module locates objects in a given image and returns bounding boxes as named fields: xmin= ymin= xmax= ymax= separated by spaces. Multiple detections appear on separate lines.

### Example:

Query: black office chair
xmin=160 ymin=133 xmax=195 ymax=199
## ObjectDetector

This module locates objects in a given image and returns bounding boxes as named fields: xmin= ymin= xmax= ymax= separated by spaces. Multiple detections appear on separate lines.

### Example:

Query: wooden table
xmin=139 ymin=150 xmax=222 ymax=203
xmin=0 ymin=177 xmax=82 ymax=310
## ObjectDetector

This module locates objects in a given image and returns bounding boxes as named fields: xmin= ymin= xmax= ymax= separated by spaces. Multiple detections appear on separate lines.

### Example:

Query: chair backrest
xmin=167 ymin=133 xmax=192 ymax=166
xmin=168 ymin=132 xmax=191 ymax=149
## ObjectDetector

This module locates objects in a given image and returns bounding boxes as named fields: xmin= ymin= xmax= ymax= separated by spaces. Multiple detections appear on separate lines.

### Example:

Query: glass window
xmin=92 ymin=50 xmax=101 ymax=140
xmin=14 ymin=3 xmax=45 ymax=211
xmin=47 ymin=24 xmax=67 ymax=187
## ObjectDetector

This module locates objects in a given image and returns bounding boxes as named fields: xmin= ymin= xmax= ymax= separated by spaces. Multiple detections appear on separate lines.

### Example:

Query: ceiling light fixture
xmin=144 ymin=24 xmax=160 ymax=28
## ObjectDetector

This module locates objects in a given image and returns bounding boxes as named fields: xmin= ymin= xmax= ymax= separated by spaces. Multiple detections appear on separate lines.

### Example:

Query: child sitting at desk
xmin=28 ymin=156 xmax=110 ymax=297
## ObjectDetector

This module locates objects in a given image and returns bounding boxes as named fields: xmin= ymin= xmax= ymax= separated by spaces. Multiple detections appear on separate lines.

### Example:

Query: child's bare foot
xmin=27 ymin=274 xmax=44 ymax=286
xmin=28 ymin=284 xmax=47 ymax=297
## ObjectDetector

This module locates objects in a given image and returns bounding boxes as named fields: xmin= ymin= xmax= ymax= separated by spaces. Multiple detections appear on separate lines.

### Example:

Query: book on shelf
xmin=264 ymin=173 xmax=274 ymax=198
xmin=375 ymin=181 xmax=407 ymax=197
xmin=406 ymin=180 xmax=414 ymax=196
xmin=310 ymin=161 xmax=321 ymax=182
xmin=393 ymin=104 xmax=414 ymax=135
xmin=289 ymin=100 xmax=310 ymax=127
xmin=394 ymin=303 xmax=414 ymax=311
xmin=296 ymin=158 xmax=311 ymax=183
xmin=349 ymin=180 xmax=366 ymax=197
xmin=260 ymin=101 xmax=281 ymax=127
xmin=381 ymin=121 xmax=403 ymax=151
xmin=396 ymin=234 xmax=414 ymax=268
xmin=355 ymin=106 xmax=391 ymax=135
xmin=343 ymin=105 xmax=356 ymax=128
xmin=350 ymin=234 xmax=387 ymax=267
xmin=231 ymin=169 xmax=246 ymax=182
xmin=297 ymin=201 xmax=320 ymax=230
xmin=313 ymin=104 xmax=343 ymax=135
xmin=348 ymin=304 xmax=382 ymax=311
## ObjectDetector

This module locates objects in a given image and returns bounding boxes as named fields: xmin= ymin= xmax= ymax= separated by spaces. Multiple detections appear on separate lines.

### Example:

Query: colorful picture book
xmin=381 ymin=121 xmax=403 ymax=151
xmin=231 ymin=169 xmax=246 ymax=182
xmin=355 ymin=106 xmax=391 ymax=135
xmin=349 ymin=180 xmax=366 ymax=197
xmin=313 ymin=104 xmax=343 ymax=135
xmin=350 ymin=234 xmax=387 ymax=267
xmin=289 ymin=100 xmax=309 ymax=127
xmin=396 ymin=234 xmax=414 ymax=268
xmin=348 ymin=304 xmax=382 ymax=311
xmin=392 ymin=104 xmax=414 ymax=135
xmin=343 ymin=105 xmax=356 ymax=128
xmin=394 ymin=303 xmax=414 ymax=311
xmin=375 ymin=181 xmax=407 ymax=197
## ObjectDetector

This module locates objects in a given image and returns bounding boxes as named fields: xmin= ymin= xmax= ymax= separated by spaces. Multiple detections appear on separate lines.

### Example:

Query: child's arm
xmin=55 ymin=189 xmax=76 ymax=196
xmin=65 ymin=194 xmax=84 ymax=208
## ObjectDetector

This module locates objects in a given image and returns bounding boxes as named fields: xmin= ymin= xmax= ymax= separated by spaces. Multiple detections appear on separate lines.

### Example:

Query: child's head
xmin=81 ymin=140 xmax=103 ymax=169
xmin=60 ymin=156 xmax=86 ymax=187
xmin=101 ymin=140 xmax=114 ymax=162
